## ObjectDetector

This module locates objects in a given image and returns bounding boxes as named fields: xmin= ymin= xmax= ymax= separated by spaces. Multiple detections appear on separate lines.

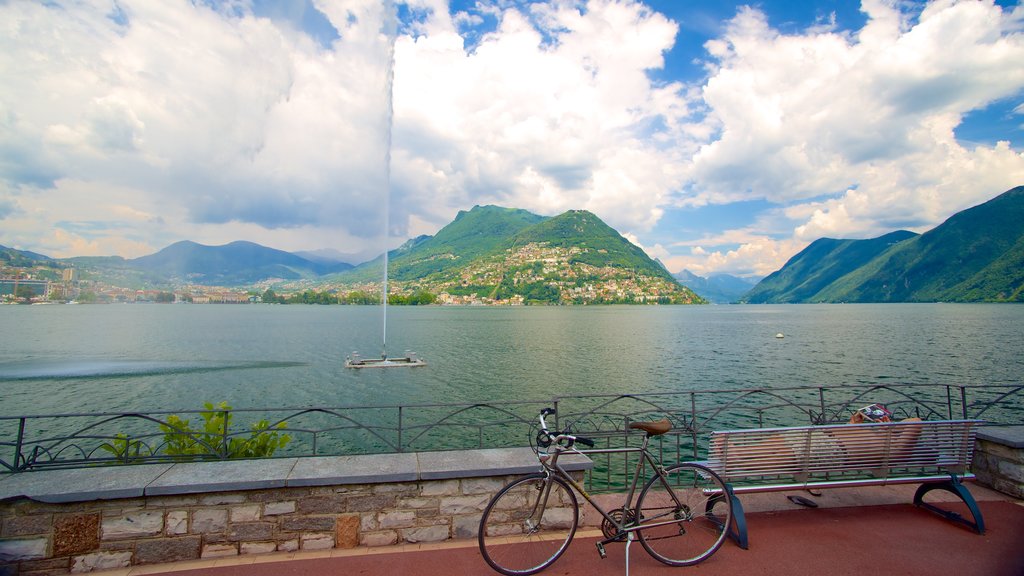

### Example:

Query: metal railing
xmin=2 ymin=383 xmax=1021 ymax=490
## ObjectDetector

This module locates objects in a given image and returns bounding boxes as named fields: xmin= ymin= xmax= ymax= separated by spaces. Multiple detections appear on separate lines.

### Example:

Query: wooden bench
xmin=706 ymin=419 xmax=985 ymax=549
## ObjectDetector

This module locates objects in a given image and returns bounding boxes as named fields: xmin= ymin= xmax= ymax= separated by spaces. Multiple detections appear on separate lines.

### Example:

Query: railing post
xmin=14 ymin=417 xmax=26 ymax=471
xmin=960 ymin=386 xmax=969 ymax=419
xmin=397 ymin=406 xmax=403 ymax=453
xmin=690 ymin=392 xmax=698 ymax=459
xmin=818 ymin=387 xmax=826 ymax=424
xmin=220 ymin=408 xmax=230 ymax=459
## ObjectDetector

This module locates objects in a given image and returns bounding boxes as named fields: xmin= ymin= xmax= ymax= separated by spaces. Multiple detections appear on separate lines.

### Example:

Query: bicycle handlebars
xmin=538 ymin=407 xmax=595 ymax=449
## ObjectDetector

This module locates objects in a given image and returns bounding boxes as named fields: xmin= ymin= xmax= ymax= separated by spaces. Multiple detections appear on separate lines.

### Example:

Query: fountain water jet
xmin=346 ymin=1 xmax=424 ymax=369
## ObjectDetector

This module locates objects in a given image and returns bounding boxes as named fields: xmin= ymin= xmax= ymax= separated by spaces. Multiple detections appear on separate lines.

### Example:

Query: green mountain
xmin=743 ymin=231 xmax=918 ymax=303
xmin=743 ymin=186 xmax=1024 ymax=303
xmin=129 ymin=241 xmax=351 ymax=286
xmin=335 ymin=205 xmax=702 ymax=304
xmin=0 ymin=244 xmax=51 ymax=266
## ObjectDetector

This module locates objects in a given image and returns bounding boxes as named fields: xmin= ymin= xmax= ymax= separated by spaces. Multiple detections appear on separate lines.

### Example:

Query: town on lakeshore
xmin=0 ymin=240 xmax=694 ymax=306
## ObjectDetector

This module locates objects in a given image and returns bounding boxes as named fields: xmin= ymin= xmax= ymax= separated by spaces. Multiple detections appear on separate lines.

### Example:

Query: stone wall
xmin=0 ymin=449 xmax=591 ymax=576
xmin=973 ymin=426 xmax=1024 ymax=499
xmin=0 ymin=474 xmax=523 ymax=575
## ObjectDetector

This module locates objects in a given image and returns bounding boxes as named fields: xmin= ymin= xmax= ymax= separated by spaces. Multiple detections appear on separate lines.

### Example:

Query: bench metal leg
xmin=913 ymin=475 xmax=985 ymax=534
xmin=715 ymin=483 xmax=749 ymax=550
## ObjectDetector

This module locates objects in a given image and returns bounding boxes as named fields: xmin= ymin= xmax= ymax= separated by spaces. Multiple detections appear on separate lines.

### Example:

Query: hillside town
xmin=1 ymin=241 xmax=698 ymax=305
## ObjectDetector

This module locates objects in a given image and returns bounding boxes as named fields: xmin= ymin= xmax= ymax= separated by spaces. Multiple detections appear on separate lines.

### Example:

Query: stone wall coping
xmin=0 ymin=447 xmax=592 ymax=504
xmin=976 ymin=425 xmax=1024 ymax=449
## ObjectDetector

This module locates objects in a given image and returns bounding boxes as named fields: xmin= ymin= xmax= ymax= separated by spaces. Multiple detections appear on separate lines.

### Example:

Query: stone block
xmin=0 ymin=537 xmax=48 ymax=561
xmin=420 ymin=480 xmax=460 ymax=497
xmin=262 ymin=501 xmax=296 ymax=516
xmin=402 ymin=525 xmax=449 ymax=543
xmin=978 ymin=441 xmax=1020 ymax=462
xmin=296 ymin=496 xmax=345 ymax=514
xmin=228 ymin=522 xmax=274 ymax=542
xmin=101 ymin=511 xmax=163 ymax=540
xmin=199 ymin=494 xmax=247 ymax=506
xmin=998 ymin=461 xmax=1024 ymax=483
xmin=372 ymin=483 xmax=419 ymax=495
xmin=70 ymin=550 xmax=132 ymax=573
xmin=241 ymin=541 xmax=278 ymax=555
xmin=300 ymin=533 xmax=334 ymax=550
xmin=280 ymin=517 xmax=336 ymax=532
xmin=360 ymin=514 xmax=379 ymax=532
xmin=230 ymin=505 xmax=261 ymax=523
xmin=53 ymin=514 xmax=100 ymax=557
xmin=165 ymin=510 xmax=188 ymax=536
xmin=2 ymin=514 xmax=52 ymax=537
xmin=135 ymin=536 xmax=201 ymax=565
xmin=192 ymin=509 xmax=228 ymax=533
xmin=345 ymin=494 xmax=396 ymax=513
xmin=439 ymin=494 xmax=490 ymax=515
xmin=452 ymin=515 xmax=480 ymax=539
xmin=335 ymin=515 xmax=360 ymax=549
xmin=378 ymin=511 xmax=416 ymax=529
xmin=461 ymin=478 xmax=505 ymax=495
xmin=201 ymin=543 xmax=238 ymax=558
xmin=361 ymin=530 xmax=398 ymax=547
xmin=277 ymin=539 xmax=299 ymax=552
xmin=398 ymin=497 xmax=438 ymax=510
xmin=19 ymin=558 xmax=69 ymax=573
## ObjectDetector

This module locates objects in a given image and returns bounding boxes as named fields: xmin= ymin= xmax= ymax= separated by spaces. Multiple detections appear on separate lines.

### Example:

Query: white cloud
xmin=1 ymin=0 xmax=396 ymax=255
xmin=1 ymin=0 xmax=1022 ymax=282
xmin=677 ymin=0 xmax=1024 ymax=275
xmin=390 ymin=0 xmax=691 ymax=235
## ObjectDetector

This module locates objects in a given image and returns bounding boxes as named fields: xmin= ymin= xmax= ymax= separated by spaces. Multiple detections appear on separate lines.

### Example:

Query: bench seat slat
xmin=704 ymin=420 xmax=986 ymax=548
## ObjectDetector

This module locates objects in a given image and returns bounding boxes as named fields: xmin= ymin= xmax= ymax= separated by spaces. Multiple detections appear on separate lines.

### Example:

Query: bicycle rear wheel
xmin=478 ymin=473 xmax=578 ymax=575
xmin=634 ymin=462 xmax=731 ymax=566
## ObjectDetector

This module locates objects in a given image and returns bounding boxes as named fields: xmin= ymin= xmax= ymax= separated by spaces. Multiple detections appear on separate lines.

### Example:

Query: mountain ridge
xmin=743 ymin=186 xmax=1024 ymax=303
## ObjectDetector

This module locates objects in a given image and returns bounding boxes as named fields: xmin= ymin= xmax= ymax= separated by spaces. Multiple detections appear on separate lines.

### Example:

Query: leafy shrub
xmin=159 ymin=402 xmax=291 ymax=458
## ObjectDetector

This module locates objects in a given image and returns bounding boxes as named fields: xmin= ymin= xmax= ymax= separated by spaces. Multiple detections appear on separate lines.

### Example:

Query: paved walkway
xmin=96 ymin=487 xmax=1024 ymax=576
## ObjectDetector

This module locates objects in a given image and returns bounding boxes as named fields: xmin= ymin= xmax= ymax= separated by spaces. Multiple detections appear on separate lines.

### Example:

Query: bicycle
xmin=478 ymin=407 xmax=732 ymax=575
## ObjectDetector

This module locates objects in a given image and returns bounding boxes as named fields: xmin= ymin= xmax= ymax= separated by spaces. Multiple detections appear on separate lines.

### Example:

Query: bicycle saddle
xmin=628 ymin=419 xmax=672 ymax=436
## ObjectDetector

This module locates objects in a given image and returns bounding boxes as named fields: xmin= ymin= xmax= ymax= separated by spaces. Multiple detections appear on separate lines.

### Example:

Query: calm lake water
xmin=1 ymin=303 xmax=1021 ymax=419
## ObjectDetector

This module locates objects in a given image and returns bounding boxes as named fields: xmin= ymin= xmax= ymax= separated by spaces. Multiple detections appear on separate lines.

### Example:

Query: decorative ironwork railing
xmin=1 ymin=383 xmax=1021 ymax=490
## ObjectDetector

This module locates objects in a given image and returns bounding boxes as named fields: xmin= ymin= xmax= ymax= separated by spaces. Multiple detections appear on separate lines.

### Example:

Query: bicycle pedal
xmin=595 ymin=542 xmax=607 ymax=559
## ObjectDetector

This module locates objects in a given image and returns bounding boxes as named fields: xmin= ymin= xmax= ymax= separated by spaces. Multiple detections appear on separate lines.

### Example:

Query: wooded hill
xmin=743 ymin=186 xmax=1024 ymax=303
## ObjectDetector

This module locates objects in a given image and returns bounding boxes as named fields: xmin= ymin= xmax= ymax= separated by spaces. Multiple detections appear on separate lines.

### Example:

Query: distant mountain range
xmin=673 ymin=270 xmax=758 ymax=304
xmin=129 ymin=241 xmax=353 ymax=285
xmin=5 ymin=187 xmax=1021 ymax=303
xmin=743 ymin=186 xmax=1024 ymax=303
xmin=1 ymin=206 xmax=702 ymax=304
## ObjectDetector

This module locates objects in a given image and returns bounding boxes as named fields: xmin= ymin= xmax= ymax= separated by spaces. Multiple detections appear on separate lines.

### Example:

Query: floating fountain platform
xmin=345 ymin=351 xmax=426 ymax=369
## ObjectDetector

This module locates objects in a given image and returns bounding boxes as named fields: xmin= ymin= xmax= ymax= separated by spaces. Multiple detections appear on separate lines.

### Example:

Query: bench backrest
xmin=708 ymin=420 xmax=982 ymax=486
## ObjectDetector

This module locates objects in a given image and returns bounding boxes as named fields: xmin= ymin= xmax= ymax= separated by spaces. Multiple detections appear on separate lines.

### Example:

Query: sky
xmin=1 ymin=0 xmax=1023 ymax=278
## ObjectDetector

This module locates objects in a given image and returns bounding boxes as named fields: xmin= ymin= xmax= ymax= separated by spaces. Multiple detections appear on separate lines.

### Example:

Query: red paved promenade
xmin=95 ymin=486 xmax=1023 ymax=576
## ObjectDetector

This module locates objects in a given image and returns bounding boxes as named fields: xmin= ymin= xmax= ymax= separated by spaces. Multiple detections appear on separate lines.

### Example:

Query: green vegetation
xmin=743 ymin=186 xmax=1024 ymax=303
xmin=98 ymin=402 xmax=291 ymax=463
xmin=159 ymin=402 xmax=291 ymax=459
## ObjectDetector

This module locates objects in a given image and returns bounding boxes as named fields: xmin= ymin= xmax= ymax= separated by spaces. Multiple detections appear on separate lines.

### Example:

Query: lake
xmin=1 ymin=303 xmax=1021 ymax=420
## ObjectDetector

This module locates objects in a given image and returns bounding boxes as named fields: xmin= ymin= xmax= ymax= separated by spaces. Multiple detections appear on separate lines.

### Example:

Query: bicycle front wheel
xmin=634 ymin=462 xmax=731 ymax=566
xmin=478 ymin=473 xmax=579 ymax=576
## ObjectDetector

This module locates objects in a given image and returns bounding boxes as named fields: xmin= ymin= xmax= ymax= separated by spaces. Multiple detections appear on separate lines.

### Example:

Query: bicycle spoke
xmin=635 ymin=463 xmax=731 ymax=566
xmin=479 ymin=474 xmax=579 ymax=575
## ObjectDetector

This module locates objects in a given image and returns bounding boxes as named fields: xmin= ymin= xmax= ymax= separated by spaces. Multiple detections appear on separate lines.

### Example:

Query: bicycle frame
xmin=480 ymin=409 xmax=732 ymax=576
xmin=537 ymin=432 xmax=689 ymax=544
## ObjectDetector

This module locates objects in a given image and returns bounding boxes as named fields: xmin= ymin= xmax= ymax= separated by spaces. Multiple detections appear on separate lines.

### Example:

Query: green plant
xmin=159 ymin=402 xmax=291 ymax=459
xmin=99 ymin=433 xmax=148 ymax=463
